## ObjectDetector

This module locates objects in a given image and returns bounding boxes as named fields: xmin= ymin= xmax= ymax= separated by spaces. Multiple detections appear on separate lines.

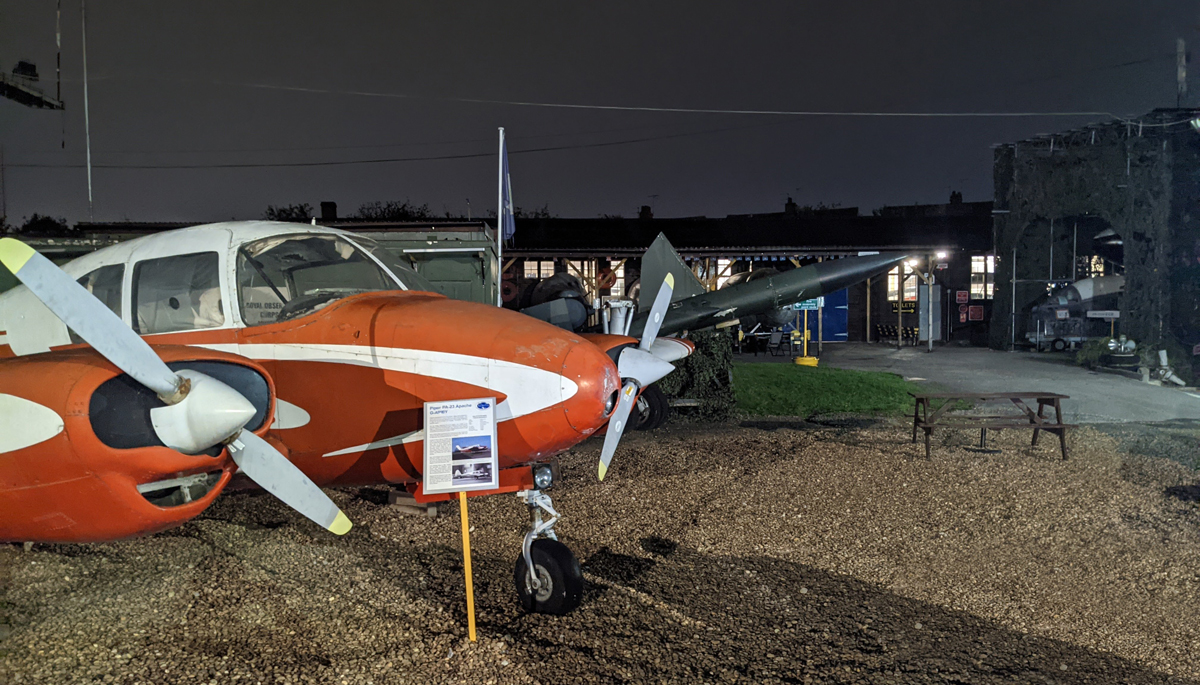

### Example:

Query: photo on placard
xmin=451 ymin=435 xmax=493 ymax=461
xmin=452 ymin=461 xmax=493 ymax=485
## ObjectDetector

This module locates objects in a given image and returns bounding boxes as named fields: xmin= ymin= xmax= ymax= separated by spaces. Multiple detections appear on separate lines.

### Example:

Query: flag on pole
xmin=499 ymin=130 xmax=516 ymax=240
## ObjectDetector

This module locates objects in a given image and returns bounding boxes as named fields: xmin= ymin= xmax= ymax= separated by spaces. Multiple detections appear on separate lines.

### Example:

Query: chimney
xmin=638 ymin=205 xmax=653 ymax=220
xmin=785 ymin=196 xmax=798 ymax=215
xmin=320 ymin=201 xmax=337 ymax=221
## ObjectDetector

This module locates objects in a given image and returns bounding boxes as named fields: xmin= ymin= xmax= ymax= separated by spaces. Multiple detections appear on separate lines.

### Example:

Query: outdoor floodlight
xmin=936 ymin=251 xmax=948 ymax=259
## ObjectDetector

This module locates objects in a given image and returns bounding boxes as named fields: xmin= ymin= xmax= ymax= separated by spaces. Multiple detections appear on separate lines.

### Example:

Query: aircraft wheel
xmin=514 ymin=539 xmax=583 ymax=615
xmin=633 ymin=385 xmax=669 ymax=431
xmin=1051 ymin=338 xmax=1067 ymax=352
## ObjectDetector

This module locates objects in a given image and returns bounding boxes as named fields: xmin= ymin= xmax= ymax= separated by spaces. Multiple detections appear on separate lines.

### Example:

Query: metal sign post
xmin=423 ymin=398 xmax=499 ymax=642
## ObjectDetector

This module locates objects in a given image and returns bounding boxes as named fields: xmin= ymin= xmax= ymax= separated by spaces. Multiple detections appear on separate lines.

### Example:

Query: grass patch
xmin=733 ymin=362 xmax=921 ymax=418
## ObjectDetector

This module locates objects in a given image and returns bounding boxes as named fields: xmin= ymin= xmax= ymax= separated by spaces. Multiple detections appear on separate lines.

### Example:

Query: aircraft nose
xmin=560 ymin=340 xmax=621 ymax=434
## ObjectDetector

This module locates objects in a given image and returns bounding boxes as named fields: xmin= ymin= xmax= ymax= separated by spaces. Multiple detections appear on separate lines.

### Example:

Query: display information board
xmin=422 ymin=398 xmax=499 ymax=494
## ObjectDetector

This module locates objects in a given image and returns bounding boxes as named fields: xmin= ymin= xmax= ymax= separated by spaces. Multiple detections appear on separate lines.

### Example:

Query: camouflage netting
xmin=656 ymin=329 xmax=736 ymax=422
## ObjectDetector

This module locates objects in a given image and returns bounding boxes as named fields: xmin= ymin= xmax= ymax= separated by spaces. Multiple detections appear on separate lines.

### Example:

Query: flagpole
xmin=496 ymin=127 xmax=504 ymax=307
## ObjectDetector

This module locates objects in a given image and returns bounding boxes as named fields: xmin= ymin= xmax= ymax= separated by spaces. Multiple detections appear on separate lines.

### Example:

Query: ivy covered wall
xmin=990 ymin=113 xmax=1195 ymax=352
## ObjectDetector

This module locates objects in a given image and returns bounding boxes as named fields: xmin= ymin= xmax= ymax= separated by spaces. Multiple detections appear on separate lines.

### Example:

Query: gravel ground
xmin=4 ymin=420 xmax=1200 ymax=684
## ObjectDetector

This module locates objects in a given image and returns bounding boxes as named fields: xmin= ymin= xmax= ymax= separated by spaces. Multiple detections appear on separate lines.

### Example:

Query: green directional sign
xmin=793 ymin=297 xmax=824 ymax=310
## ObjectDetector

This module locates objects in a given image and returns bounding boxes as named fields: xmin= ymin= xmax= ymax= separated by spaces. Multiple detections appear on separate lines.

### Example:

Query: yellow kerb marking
xmin=328 ymin=510 xmax=352 ymax=535
xmin=598 ymin=461 xmax=608 ymax=481
xmin=0 ymin=239 xmax=35 ymax=274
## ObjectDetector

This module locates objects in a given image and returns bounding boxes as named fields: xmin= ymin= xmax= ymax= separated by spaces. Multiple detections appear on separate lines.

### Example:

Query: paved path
xmin=742 ymin=343 xmax=1200 ymax=424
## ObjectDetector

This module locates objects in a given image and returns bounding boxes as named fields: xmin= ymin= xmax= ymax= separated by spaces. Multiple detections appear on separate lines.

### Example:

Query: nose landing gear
xmin=514 ymin=489 xmax=583 ymax=615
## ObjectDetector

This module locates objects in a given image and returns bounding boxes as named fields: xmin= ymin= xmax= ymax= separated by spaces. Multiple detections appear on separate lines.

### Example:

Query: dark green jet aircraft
xmin=622 ymin=234 xmax=907 ymax=337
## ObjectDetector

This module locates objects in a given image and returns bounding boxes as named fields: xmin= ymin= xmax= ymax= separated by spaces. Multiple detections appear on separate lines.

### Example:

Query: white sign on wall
xmin=422 ymin=398 xmax=499 ymax=494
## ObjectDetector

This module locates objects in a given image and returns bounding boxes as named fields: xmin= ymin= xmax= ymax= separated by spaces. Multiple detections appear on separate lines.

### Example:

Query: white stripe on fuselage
xmin=322 ymin=429 xmax=423 ymax=457
xmin=194 ymin=343 xmax=577 ymax=426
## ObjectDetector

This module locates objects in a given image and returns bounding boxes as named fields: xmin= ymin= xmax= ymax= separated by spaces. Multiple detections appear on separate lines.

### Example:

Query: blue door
xmin=780 ymin=288 xmax=850 ymax=343
xmin=814 ymin=288 xmax=849 ymax=342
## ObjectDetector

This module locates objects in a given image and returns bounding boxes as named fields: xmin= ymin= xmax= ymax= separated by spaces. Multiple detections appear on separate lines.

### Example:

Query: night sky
xmin=1 ymin=1 xmax=1197 ymax=224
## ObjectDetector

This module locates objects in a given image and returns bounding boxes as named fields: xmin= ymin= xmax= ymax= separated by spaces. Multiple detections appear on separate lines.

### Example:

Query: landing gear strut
xmin=513 ymin=489 xmax=583 ymax=615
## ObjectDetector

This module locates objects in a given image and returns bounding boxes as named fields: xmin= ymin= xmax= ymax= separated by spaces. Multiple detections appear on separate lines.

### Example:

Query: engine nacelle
xmin=0 ymin=345 xmax=275 ymax=543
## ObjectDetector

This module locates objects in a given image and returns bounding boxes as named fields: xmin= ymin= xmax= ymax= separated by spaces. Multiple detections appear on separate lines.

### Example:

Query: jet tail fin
xmin=639 ymin=233 xmax=707 ymax=312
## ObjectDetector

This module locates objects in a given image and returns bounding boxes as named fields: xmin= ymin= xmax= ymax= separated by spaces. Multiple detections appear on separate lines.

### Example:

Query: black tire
xmin=633 ymin=384 xmax=669 ymax=431
xmin=514 ymin=539 xmax=583 ymax=615
xmin=645 ymin=384 xmax=670 ymax=430
xmin=1051 ymin=338 xmax=1067 ymax=352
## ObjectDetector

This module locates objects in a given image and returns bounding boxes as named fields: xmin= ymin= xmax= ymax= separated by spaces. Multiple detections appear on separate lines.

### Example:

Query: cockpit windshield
xmin=345 ymin=235 xmax=437 ymax=293
xmin=236 ymin=233 xmax=429 ymax=326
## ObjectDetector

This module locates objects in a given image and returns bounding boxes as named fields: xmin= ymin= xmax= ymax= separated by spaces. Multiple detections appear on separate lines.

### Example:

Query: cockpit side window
xmin=236 ymin=234 xmax=397 ymax=326
xmin=132 ymin=252 xmax=225 ymax=334
xmin=69 ymin=264 xmax=125 ymax=344
xmin=77 ymin=264 xmax=124 ymax=318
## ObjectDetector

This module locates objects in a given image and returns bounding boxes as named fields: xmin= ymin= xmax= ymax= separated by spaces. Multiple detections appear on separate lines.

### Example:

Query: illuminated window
xmin=567 ymin=261 xmax=585 ymax=282
xmin=970 ymin=255 xmax=995 ymax=299
xmin=715 ymin=258 xmax=734 ymax=289
xmin=523 ymin=260 xmax=557 ymax=279
xmin=524 ymin=260 xmax=555 ymax=278
xmin=886 ymin=265 xmax=918 ymax=302
xmin=612 ymin=263 xmax=625 ymax=297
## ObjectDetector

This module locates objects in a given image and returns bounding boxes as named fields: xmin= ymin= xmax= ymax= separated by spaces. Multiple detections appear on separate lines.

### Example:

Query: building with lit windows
xmin=508 ymin=197 xmax=995 ymax=344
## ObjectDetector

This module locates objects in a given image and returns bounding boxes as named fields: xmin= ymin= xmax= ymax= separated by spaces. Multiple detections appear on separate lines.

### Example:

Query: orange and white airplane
xmin=0 ymin=221 xmax=689 ymax=614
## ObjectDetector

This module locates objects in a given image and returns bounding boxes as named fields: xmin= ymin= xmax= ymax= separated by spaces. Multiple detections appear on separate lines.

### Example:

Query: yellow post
xmin=803 ymin=308 xmax=809 ymax=357
xmin=458 ymin=491 xmax=477 ymax=642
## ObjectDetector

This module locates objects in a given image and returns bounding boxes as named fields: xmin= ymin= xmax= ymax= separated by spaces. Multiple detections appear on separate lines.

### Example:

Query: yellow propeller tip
xmin=664 ymin=273 xmax=674 ymax=288
xmin=598 ymin=462 xmax=608 ymax=481
xmin=0 ymin=238 xmax=35 ymax=274
xmin=328 ymin=511 xmax=352 ymax=535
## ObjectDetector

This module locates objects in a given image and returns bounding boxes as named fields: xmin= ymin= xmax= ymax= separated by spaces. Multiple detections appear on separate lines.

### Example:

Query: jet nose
xmin=813 ymin=252 xmax=909 ymax=293
xmin=560 ymin=340 xmax=621 ymax=434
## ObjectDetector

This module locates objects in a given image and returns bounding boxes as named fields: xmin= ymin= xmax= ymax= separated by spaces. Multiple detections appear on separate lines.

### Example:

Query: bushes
xmin=656 ymin=330 xmax=735 ymax=422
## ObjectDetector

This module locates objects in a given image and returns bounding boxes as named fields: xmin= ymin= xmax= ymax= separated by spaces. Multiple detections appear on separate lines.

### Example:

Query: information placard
xmin=422 ymin=398 xmax=499 ymax=494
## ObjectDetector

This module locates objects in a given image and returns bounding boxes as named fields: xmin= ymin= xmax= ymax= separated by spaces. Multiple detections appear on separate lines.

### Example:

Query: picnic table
xmin=910 ymin=392 xmax=1075 ymax=460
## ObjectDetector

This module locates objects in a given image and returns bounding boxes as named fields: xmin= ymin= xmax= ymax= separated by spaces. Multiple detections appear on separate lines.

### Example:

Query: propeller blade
xmin=598 ymin=381 xmax=638 ymax=481
xmin=638 ymin=273 xmax=674 ymax=351
xmin=1 ymin=241 xmax=344 ymax=534
xmin=617 ymin=347 xmax=677 ymax=387
xmin=0 ymin=238 xmax=180 ymax=399
xmin=226 ymin=429 xmax=352 ymax=535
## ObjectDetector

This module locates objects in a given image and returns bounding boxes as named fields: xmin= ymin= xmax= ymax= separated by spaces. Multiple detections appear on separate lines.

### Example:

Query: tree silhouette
xmin=263 ymin=203 xmax=313 ymax=222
